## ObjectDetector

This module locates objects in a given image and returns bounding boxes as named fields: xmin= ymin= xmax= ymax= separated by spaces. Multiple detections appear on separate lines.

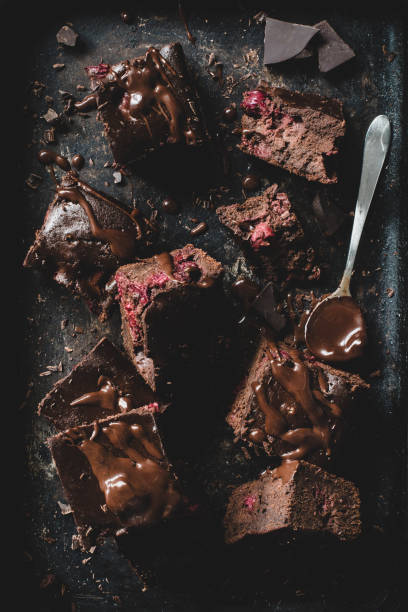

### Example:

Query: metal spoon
xmin=305 ymin=115 xmax=391 ymax=363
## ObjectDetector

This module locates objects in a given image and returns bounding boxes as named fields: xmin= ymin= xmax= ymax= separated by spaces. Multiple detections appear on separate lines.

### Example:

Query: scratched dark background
xmin=12 ymin=1 xmax=407 ymax=610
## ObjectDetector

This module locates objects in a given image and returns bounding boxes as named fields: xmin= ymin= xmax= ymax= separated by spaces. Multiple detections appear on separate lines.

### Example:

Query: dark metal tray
xmin=16 ymin=2 xmax=407 ymax=610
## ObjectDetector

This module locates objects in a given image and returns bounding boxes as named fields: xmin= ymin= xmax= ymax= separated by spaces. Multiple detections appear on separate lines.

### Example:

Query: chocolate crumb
xmin=42 ymin=108 xmax=59 ymax=124
xmin=53 ymin=63 xmax=65 ymax=71
xmin=386 ymin=288 xmax=394 ymax=298
xmin=190 ymin=221 xmax=208 ymax=236
xmin=25 ymin=173 xmax=43 ymax=190
xmin=56 ymin=25 xmax=78 ymax=47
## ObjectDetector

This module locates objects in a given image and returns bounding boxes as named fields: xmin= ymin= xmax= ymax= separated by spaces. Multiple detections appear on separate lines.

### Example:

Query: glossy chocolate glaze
xmin=252 ymin=343 xmax=334 ymax=461
xmin=38 ymin=149 xmax=71 ymax=171
xmin=71 ymin=153 xmax=85 ymax=170
xmin=305 ymin=296 xmax=367 ymax=363
xmin=71 ymin=375 xmax=133 ymax=414
xmin=66 ymin=419 xmax=180 ymax=527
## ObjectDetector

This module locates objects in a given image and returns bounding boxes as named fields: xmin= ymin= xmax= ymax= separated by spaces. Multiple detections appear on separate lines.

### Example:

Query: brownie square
xmin=224 ymin=460 xmax=361 ymax=544
xmin=116 ymin=245 xmax=223 ymax=394
xmin=240 ymin=86 xmax=345 ymax=184
xmin=39 ymin=338 xmax=162 ymax=431
xmin=78 ymin=43 xmax=208 ymax=166
xmin=217 ymin=185 xmax=320 ymax=284
xmin=49 ymin=409 xmax=182 ymax=548
xmin=23 ymin=171 xmax=144 ymax=318
xmin=226 ymin=336 xmax=369 ymax=466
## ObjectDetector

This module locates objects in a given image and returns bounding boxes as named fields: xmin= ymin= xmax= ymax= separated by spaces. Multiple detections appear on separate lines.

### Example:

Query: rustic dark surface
xmin=15 ymin=1 xmax=407 ymax=610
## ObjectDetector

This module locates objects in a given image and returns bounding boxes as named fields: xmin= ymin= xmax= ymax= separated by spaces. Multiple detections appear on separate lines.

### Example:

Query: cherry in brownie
xmin=224 ymin=460 xmax=361 ymax=544
xmin=23 ymin=151 xmax=144 ymax=318
xmin=39 ymin=337 xmax=163 ymax=432
xmin=240 ymin=85 xmax=345 ymax=184
xmin=217 ymin=184 xmax=320 ymax=284
xmin=76 ymin=43 xmax=208 ymax=166
xmin=116 ymin=246 xmax=223 ymax=394
xmin=49 ymin=409 xmax=182 ymax=548
xmin=226 ymin=335 xmax=368 ymax=467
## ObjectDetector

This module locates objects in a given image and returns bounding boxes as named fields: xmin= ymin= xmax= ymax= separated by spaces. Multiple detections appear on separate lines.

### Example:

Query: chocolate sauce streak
xmin=178 ymin=0 xmax=196 ymax=44
xmin=305 ymin=296 xmax=367 ymax=362
xmin=71 ymin=376 xmax=133 ymax=414
xmin=68 ymin=420 xmax=180 ymax=526
xmin=252 ymin=344 xmax=332 ymax=461
xmin=58 ymin=186 xmax=137 ymax=260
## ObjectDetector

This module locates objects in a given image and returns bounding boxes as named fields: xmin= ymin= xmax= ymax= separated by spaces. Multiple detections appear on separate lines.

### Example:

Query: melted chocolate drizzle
xmin=252 ymin=342 xmax=333 ymax=461
xmin=67 ymin=420 xmax=180 ymax=526
xmin=70 ymin=376 xmax=133 ymax=414
xmin=38 ymin=149 xmax=142 ymax=259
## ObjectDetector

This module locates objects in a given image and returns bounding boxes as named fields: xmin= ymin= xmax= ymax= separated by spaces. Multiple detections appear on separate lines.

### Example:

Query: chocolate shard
xmin=56 ymin=25 xmax=79 ymax=47
xmin=314 ymin=20 xmax=355 ymax=73
xmin=251 ymin=282 xmax=286 ymax=332
xmin=263 ymin=18 xmax=319 ymax=65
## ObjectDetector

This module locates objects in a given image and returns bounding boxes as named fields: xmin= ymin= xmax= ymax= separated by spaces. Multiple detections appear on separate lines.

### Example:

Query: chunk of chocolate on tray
xmin=226 ymin=336 xmax=368 ymax=466
xmin=76 ymin=43 xmax=208 ymax=166
xmin=116 ymin=245 xmax=223 ymax=394
xmin=217 ymin=185 xmax=319 ymax=284
xmin=240 ymin=86 xmax=345 ymax=184
xmin=39 ymin=338 xmax=162 ymax=431
xmin=49 ymin=409 xmax=182 ymax=548
xmin=263 ymin=18 xmax=319 ymax=65
xmin=23 ymin=153 xmax=145 ymax=319
xmin=314 ymin=20 xmax=355 ymax=73
xmin=224 ymin=460 xmax=361 ymax=544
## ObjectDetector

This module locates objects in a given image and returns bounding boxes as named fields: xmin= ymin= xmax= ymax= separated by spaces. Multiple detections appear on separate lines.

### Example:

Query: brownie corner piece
xmin=224 ymin=460 xmax=361 ymax=545
xmin=239 ymin=86 xmax=345 ymax=184
xmin=39 ymin=337 xmax=161 ymax=431
xmin=23 ymin=170 xmax=144 ymax=318
xmin=217 ymin=185 xmax=319 ymax=283
xmin=80 ymin=43 xmax=208 ymax=167
xmin=49 ymin=409 xmax=182 ymax=548
xmin=116 ymin=245 xmax=223 ymax=393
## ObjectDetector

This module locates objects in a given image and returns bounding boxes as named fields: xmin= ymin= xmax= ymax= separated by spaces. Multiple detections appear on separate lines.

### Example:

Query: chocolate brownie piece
xmin=224 ymin=460 xmax=361 ymax=544
xmin=76 ymin=43 xmax=208 ymax=166
xmin=217 ymin=185 xmax=319 ymax=283
xmin=116 ymin=245 xmax=223 ymax=394
xmin=226 ymin=336 xmax=368 ymax=466
xmin=39 ymin=338 xmax=162 ymax=431
xmin=240 ymin=86 xmax=345 ymax=184
xmin=49 ymin=409 xmax=182 ymax=548
xmin=23 ymin=169 xmax=144 ymax=318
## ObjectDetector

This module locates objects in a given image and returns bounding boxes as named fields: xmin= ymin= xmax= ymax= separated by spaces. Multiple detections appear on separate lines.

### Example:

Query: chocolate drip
xmin=154 ymin=252 xmax=175 ymax=279
xmin=58 ymin=186 xmax=137 ymax=260
xmin=38 ymin=149 xmax=70 ymax=171
xmin=71 ymin=153 xmax=85 ymax=170
xmin=252 ymin=344 xmax=332 ymax=460
xmin=68 ymin=420 xmax=180 ymax=526
xmin=71 ymin=376 xmax=132 ymax=414
xmin=74 ymin=93 xmax=98 ymax=112
xmin=178 ymin=1 xmax=196 ymax=44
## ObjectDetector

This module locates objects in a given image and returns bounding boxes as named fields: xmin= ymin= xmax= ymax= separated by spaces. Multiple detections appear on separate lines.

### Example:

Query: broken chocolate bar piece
xmin=226 ymin=336 xmax=369 ymax=465
xmin=232 ymin=279 xmax=286 ymax=332
xmin=263 ymin=18 xmax=319 ymax=65
xmin=76 ymin=43 xmax=208 ymax=166
xmin=23 ymin=156 xmax=145 ymax=318
xmin=312 ymin=191 xmax=345 ymax=236
xmin=217 ymin=185 xmax=319 ymax=284
xmin=240 ymin=86 xmax=345 ymax=184
xmin=49 ymin=409 xmax=182 ymax=548
xmin=39 ymin=338 xmax=162 ymax=431
xmin=314 ymin=20 xmax=355 ymax=73
xmin=116 ymin=245 xmax=223 ymax=394
xmin=224 ymin=460 xmax=361 ymax=544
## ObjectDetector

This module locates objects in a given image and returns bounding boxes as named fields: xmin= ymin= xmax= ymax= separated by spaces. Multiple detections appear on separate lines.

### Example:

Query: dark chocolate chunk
xmin=56 ymin=25 xmax=79 ymax=47
xmin=314 ymin=20 xmax=355 ymax=73
xmin=38 ymin=337 xmax=162 ymax=431
xmin=224 ymin=460 xmax=361 ymax=544
xmin=251 ymin=282 xmax=286 ymax=332
xmin=312 ymin=191 xmax=345 ymax=236
xmin=263 ymin=18 xmax=318 ymax=65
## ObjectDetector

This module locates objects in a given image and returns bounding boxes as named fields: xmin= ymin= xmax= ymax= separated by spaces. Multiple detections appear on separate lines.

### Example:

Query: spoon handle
xmin=338 ymin=115 xmax=391 ymax=294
